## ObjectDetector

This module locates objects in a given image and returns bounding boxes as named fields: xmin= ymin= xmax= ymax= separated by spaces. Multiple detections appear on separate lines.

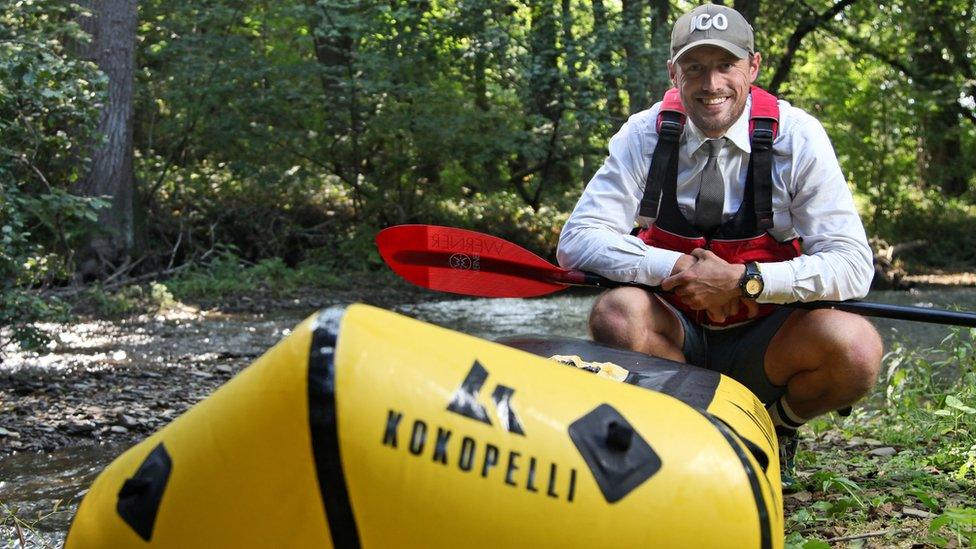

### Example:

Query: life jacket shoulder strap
xmin=748 ymin=86 xmax=778 ymax=229
xmin=641 ymin=86 xmax=780 ymax=228
xmin=639 ymin=89 xmax=685 ymax=220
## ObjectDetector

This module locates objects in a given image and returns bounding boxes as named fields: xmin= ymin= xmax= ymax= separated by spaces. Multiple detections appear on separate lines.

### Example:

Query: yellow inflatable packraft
xmin=65 ymin=304 xmax=783 ymax=548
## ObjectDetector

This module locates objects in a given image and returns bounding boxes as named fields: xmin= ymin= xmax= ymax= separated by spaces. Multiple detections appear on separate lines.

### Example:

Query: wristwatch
xmin=739 ymin=262 xmax=764 ymax=299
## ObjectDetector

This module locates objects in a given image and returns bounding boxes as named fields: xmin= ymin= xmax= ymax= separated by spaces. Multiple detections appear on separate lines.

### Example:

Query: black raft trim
xmin=308 ymin=314 xmax=361 ymax=548
xmin=705 ymin=415 xmax=773 ymax=549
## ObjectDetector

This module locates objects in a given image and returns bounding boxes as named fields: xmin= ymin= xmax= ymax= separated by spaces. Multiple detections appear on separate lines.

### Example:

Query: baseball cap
xmin=671 ymin=4 xmax=754 ymax=63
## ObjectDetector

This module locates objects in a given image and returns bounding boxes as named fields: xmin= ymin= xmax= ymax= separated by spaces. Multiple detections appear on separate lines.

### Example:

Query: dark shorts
xmin=659 ymin=297 xmax=793 ymax=405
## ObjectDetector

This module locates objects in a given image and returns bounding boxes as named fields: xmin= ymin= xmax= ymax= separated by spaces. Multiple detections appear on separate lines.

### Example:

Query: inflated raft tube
xmin=66 ymin=304 xmax=783 ymax=548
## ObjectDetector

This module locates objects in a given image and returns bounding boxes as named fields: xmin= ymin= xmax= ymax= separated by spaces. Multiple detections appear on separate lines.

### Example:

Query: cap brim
xmin=672 ymin=40 xmax=750 ymax=63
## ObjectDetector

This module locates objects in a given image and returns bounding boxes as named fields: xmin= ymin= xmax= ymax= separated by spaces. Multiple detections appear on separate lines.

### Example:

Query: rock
xmin=902 ymin=507 xmax=938 ymax=519
xmin=64 ymin=420 xmax=96 ymax=434
xmin=786 ymin=491 xmax=812 ymax=502
xmin=110 ymin=425 xmax=129 ymax=434
xmin=869 ymin=446 xmax=898 ymax=457
xmin=120 ymin=415 xmax=139 ymax=428
xmin=215 ymin=364 xmax=234 ymax=374
xmin=0 ymin=427 xmax=21 ymax=438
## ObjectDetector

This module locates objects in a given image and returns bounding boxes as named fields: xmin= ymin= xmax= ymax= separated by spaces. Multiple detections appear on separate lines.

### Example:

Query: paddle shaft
xmin=376 ymin=224 xmax=976 ymax=328
xmin=555 ymin=270 xmax=976 ymax=328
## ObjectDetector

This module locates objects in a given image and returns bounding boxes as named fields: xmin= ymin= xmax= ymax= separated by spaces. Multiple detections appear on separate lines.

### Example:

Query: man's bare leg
xmin=588 ymin=287 xmax=686 ymax=362
xmin=764 ymin=308 xmax=883 ymax=420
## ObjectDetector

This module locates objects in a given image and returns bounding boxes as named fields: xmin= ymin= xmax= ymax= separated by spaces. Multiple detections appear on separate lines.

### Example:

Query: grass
xmin=63 ymin=251 xmax=354 ymax=320
xmin=785 ymin=328 xmax=976 ymax=547
xmin=0 ymin=501 xmax=64 ymax=548
xmin=161 ymin=251 xmax=346 ymax=302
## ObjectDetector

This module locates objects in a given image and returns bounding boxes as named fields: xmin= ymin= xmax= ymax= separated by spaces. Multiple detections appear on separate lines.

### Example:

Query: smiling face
xmin=668 ymin=46 xmax=761 ymax=137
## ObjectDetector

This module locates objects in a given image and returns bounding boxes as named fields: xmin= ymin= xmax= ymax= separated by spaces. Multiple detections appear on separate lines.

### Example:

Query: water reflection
xmin=0 ymin=443 xmax=125 ymax=547
xmin=396 ymin=287 xmax=976 ymax=352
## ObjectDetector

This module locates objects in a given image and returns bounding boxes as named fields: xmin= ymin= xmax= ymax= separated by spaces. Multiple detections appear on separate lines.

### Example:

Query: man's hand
xmin=670 ymin=253 xmax=697 ymax=276
xmin=662 ymin=248 xmax=751 ymax=313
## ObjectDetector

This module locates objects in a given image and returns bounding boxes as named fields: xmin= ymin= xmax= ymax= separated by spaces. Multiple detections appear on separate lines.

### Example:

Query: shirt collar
xmin=683 ymin=95 xmax=752 ymax=154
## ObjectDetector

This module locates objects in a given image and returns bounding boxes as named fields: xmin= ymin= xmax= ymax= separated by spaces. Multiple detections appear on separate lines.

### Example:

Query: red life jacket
xmin=636 ymin=86 xmax=801 ymax=328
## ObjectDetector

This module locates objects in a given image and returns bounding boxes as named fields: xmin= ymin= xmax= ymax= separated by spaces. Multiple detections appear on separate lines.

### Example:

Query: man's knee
xmin=770 ymin=310 xmax=883 ymax=394
xmin=589 ymin=287 xmax=650 ymax=345
xmin=817 ymin=311 xmax=883 ymax=396
xmin=839 ymin=319 xmax=883 ymax=395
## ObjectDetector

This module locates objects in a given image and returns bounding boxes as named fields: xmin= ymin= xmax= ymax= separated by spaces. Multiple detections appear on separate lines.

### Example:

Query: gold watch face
xmin=745 ymin=278 xmax=763 ymax=296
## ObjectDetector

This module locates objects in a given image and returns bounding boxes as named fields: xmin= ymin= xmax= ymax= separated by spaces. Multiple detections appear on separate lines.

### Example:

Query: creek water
xmin=2 ymin=287 xmax=974 ymax=546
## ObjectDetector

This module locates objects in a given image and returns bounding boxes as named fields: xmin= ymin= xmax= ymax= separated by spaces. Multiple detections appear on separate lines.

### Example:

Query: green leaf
xmin=908 ymin=489 xmax=940 ymax=512
xmin=945 ymin=395 xmax=976 ymax=414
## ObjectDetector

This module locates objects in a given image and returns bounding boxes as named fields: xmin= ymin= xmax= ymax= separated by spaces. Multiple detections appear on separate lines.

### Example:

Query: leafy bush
xmin=163 ymin=249 xmax=345 ymax=302
xmin=1 ymin=0 xmax=105 ymax=351
xmin=431 ymin=190 xmax=572 ymax=260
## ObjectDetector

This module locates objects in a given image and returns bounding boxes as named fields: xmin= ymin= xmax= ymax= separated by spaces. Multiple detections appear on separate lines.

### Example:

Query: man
xmin=557 ymin=3 xmax=882 ymax=486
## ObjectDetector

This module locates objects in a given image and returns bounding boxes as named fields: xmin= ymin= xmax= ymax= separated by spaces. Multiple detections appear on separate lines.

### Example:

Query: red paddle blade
xmin=375 ymin=225 xmax=571 ymax=298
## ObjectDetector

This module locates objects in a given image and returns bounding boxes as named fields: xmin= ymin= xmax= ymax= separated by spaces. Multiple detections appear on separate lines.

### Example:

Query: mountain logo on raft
xmin=447 ymin=360 xmax=525 ymax=435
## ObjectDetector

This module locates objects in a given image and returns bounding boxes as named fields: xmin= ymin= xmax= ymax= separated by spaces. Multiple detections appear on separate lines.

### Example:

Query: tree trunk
xmin=647 ymin=0 xmax=671 ymax=100
xmin=591 ymin=0 xmax=624 ymax=122
xmin=913 ymin=2 xmax=969 ymax=197
xmin=621 ymin=0 xmax=648 ymax=113
xmin=307 ymin=1 xmax=364 ymax=202
xmin=74 ymin=0 xmax=138 ymax=277
xmin=528 ymin=1 xmax=560 ymax=121
xmin=733 ymin=0 xmax=760 ymax=26
xmin=767 ymin=0 xmax=857 ymax=95
xmin=461 ymin=0 xmax=499 ymax=191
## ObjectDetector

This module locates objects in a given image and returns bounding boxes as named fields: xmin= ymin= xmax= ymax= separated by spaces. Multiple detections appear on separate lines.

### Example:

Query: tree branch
xmin=767 ymin=0 xmax=858 ymax=95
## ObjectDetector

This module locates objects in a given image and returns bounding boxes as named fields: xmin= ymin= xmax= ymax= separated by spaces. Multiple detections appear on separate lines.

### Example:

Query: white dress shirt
xmin=557 ymin=96 xmax=874 ymax=304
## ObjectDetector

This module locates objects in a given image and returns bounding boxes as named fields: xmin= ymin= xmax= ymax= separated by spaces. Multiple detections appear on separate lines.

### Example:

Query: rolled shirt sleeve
xmin=758 ymin=113 xmax=874 ymax=303
xmin=557 ymin=108 xmax=684 ymax=286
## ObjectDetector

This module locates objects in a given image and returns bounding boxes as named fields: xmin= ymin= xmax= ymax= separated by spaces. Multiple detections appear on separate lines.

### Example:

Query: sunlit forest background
xmin=4 ymin=0 xmax=976 ymax=346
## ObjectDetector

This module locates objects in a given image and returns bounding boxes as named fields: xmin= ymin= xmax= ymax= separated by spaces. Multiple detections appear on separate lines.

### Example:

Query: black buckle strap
xmin=639 ymin=113 xmax=684 ymax=220
xmin=751 ymin=128 xmax=774 ymax=150
xmin=658 ymin=120 xmax=683 ymax=139
xmin=751 ymin=120 xmax=775 ymax=229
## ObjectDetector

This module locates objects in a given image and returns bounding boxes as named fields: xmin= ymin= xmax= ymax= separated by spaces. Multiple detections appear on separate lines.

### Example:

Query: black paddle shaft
xmin=569 ymin=271 xmax=976 ymax=328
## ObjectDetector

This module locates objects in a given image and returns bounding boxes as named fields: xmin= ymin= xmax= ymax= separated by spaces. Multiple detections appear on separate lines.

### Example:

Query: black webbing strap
xmin=639 ymin=113 xmax=684 ymax=219
xmin=751 ymin=119 xmax=775 ymax=229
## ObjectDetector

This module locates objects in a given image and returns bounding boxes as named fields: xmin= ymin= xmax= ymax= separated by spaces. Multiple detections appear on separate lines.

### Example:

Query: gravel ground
xmin=0 ymin=304 xmax=302 ymax=457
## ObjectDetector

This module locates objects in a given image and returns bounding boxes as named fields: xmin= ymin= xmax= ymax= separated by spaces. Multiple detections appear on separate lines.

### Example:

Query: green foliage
xmin=784 ymin=534 xmax=831 ymax=549
xmin=929 ymin=507 xmax=976 ymax=547
xmin=431 ymin=190 xmax=571 ymax=259
xmin=3 ymin=0 xmax=976 ymax=342
xmin=872 ymin=329 xmax=976 ymax=480
xmin=786 ymin=327 xmax=976 ymax=542
xmin=130 ymin=0 xmax=657 ymax=270
xmin=163 ymin=250 xmax=344 ymax=302
xmin=1 ymin=499 xmax=67 ymax=548
xmin=0 ymin=0 xmax=106 ymax=350
xmin=77 ymin=282 xmax=177 ymax=318
xmin=883 ymin=198 xmax=976 ymax=269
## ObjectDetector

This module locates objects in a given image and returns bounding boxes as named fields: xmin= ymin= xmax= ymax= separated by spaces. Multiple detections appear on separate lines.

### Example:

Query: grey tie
xmin=695 ymin=139 xmax=725 ymax=233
